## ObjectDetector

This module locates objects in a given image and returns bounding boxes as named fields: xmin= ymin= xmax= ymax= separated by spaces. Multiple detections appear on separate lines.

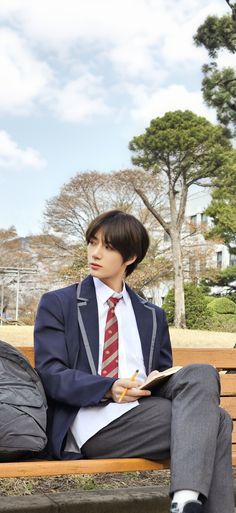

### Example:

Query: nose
xmin=92 ymin=244 xmax=102 ymax=259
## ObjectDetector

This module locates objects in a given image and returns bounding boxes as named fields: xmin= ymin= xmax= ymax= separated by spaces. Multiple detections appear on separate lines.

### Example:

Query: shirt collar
xmin=93 ymin=277 xmax=128 ymax=305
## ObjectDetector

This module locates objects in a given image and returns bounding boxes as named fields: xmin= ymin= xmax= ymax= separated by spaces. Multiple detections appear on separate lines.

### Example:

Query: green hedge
xmin=204 ymin=296 xmax=215 ymax=304
xmin=163 ymin=284 xmax=236 ymax=331
xmin=207 ymin=297 xmax=236 ymax=315
xmin=163 ymin=283 xmax=212 ymax=329
xmin=207 ymin=314 xmax=236 ymax=333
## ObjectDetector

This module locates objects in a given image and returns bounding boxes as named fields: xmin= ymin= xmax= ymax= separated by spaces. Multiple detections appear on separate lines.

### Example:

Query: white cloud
xmin=0 ymin=0 xmax=227 ymax=78
xmin=0 ymin=0 xmax=231 ymax=123
xmin=52 ymin=74 xmax=111 ymax=122
xmin=0 ymin=28 xmax=53 ymax=114
xmin=0 ymin=131 xmax=46 ymax=169
xmin=130 ymin=84 xmax=217 ymax=124
xmin=0 ymin=27 xmax=111 ymax=122
xmin=108 ymin=38 xmax=167 ymax=82
xmin=0 ymin=0 xmax=168 ymax=48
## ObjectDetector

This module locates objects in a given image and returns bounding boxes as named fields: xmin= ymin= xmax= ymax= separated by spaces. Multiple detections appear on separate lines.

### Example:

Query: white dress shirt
xmin=66 ymin=277 xmax=147 ymax=451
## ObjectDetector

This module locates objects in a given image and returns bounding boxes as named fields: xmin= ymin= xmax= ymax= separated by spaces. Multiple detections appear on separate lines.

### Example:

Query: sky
xmin=0 ymin=0 xmax=234 ymax=236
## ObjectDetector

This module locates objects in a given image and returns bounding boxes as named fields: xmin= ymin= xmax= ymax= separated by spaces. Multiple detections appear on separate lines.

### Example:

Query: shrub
xmin=225 ymin=294 xmax=236 ymax=305
xmin=207 ymin=297 xmax=236 ymax=315
xmin=19 ymin=314 xmax=35 ymax=325
xmin=163 ymin=283 xmax=212 ymax=329
xmin=207 ymin=314 xmax=236 ymax=332
xmin=204 ymin=296 xmax=215 ymax=304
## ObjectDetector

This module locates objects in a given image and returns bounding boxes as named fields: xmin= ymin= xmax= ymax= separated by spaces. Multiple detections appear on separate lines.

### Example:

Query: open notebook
xmin=139 ymin=366 xmax=183 ymax=390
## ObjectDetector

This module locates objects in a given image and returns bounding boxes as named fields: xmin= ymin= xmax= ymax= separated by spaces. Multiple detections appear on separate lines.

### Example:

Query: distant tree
xmin=0 ymin=226 xmax=37 ymax=269
xmin=202 ymin=265 xmax=236 ymax=295
xmin=227 ymin=1 xmax=236 ymax=22
xmin=61 ymin=240 xmax=172 ymax=297
xmin=0 ymin=227 xmax=36 ymax=320
xmin=194 ymin=14 xmax=236 ymax=137
xmin=44 ymin=171 xmax=143 ymax=242
xmin=44 ymin=169 xmax=172 ymax=292
xmin=129 ymin=110 xmax=234 ymax=328
xmin=205 ymin=158 xmax=236 ymax=251
xmin=44 ymin=169 xmax=163 ymax=243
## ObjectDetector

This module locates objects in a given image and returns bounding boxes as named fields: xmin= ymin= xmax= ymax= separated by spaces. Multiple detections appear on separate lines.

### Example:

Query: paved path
xmin=0 ymin=486 xmax=235 ymax=513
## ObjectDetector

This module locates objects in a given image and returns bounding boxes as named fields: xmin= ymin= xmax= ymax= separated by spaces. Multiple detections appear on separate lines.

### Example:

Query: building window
xmin=201 ymin=213 xmax=207 ymax=225
xmin=229 ymin=253 xmax=236 ymax=266
xmin=190 ymin=215 xmax=197 ymax=225
xmin=189 ymin=215 xmax=197 ymax=234
xmin=216 ymin=251 xmax=223 ymax=269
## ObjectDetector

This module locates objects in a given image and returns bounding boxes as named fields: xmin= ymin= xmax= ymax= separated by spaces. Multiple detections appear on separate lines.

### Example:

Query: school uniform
xmin=34 ymin=275 xmax=234 ymax=513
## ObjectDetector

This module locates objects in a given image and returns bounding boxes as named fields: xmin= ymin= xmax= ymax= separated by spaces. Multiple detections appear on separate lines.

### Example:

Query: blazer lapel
xmin=126 ymin=285 xmax=157 ymax=374
xmin=77 ymin=275 xmax=99 ymax=373
xmin=76 ymin=278 xmax=157 ymax=375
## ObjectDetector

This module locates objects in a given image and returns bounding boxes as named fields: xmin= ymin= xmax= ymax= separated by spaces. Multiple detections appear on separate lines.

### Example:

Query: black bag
xmin=0 ymin=340 xmax=47 ymax=461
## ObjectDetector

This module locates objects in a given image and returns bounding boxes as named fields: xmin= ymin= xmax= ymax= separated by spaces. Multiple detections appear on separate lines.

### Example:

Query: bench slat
xmin=18 ymin=346 xmax=34 ymax=367
xmin=0 ymin=458 xmax=170 ymax=479
xmin=221 ymin=397 xmax=236 ymax=418
xmin=0 ymin=451 xmax=234 ymax=478
xmin=18 ymin=347 xmax=236 ymax=370
xmin=233 ymin=447 xmax=236 ymax=465
xmin=173 ymin=348 xmax=236 ymax=369
xmin=220 ymin=375 xmax=236 ymax=396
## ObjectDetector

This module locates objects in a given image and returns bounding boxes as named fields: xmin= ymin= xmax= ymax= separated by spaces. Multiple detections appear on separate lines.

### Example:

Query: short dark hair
xmin=86 ymin=210 xmax=149 ymax=276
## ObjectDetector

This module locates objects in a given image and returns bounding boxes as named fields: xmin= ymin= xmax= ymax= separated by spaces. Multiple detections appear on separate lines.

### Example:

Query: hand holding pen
xmin=108 ymin=370 xmax=151 ymax=403
xmin=118 ymin=369 xmax=139 ymax=402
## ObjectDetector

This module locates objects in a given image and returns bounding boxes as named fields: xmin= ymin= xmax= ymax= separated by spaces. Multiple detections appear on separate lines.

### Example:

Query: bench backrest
xmin=17 ymin=345 xmax=236 ymax=455
xmin=19 ymin=346 xmax=236 ymax=370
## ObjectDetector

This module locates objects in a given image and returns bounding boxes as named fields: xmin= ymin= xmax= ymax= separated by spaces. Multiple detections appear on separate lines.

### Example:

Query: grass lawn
xmin=0 ymin=325 xmax=235 ymax=347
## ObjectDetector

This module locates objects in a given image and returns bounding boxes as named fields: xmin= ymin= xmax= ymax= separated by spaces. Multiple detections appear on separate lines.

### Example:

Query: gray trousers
xmin=82 ymin=364 xmax=234 ymax=513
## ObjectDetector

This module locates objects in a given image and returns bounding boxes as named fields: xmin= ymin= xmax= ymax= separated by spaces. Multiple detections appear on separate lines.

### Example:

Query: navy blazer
xmin=34 ymin=275 xmax=172 ymax=460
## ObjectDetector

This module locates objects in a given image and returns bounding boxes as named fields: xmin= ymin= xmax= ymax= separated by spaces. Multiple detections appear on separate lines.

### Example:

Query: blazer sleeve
xmin=34 ymin=291 xmax=116 ymax=408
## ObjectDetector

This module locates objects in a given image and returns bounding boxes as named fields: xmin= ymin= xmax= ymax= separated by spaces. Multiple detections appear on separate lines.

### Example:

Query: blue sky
xmin=0 ymin=0 xmax=233 ymax=236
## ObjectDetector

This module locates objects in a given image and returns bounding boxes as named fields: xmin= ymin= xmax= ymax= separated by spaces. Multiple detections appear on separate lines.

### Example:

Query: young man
xmin=34 ymin=210 xmax=234 ymax=513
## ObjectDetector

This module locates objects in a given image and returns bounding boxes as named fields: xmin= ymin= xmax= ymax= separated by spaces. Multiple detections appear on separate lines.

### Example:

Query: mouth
xmin=90 ymin=263 xmax=102 ymax=269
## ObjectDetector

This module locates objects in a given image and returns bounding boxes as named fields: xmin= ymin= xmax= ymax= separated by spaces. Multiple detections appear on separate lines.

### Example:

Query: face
xmin=87 ymin=229 xmax=136 ymax=291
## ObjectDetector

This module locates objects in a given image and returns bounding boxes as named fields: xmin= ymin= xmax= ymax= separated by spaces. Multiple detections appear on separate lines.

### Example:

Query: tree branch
xmin=134 ymin=187 xmax=170 ymax=234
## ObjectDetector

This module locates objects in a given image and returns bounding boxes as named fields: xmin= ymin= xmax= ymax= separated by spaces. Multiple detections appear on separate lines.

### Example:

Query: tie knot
xmin=107 ymin=296 xmax=121 ymax=309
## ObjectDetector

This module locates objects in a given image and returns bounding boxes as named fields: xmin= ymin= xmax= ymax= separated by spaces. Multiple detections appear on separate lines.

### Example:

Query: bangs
xmin=87 ymin=214 xmax=136 ymax=257
xmin=98 ymin=219 xmax=127 ymax=251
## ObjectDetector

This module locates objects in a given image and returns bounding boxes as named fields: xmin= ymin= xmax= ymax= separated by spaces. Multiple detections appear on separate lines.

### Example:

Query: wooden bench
xmin=0 ymin=346 xmax=235 ymax=478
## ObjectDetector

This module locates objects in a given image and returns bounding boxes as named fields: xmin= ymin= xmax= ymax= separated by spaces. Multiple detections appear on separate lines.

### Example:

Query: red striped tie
xmin=101 ymin=297 xmax=121 ymax=378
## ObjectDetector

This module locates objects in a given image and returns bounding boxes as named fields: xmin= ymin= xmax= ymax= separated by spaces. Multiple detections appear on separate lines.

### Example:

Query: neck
xmin=100 ymin=277 xmax=124 ymax=293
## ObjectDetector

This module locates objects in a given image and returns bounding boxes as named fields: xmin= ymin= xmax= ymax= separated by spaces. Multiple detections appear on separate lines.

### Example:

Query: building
xmin=145 ymin=190 xmax=235 ymax=306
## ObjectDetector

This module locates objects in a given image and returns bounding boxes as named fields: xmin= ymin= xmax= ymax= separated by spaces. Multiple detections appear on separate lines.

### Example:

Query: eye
xmin=105 ymin=242 xmax=114 ymax=250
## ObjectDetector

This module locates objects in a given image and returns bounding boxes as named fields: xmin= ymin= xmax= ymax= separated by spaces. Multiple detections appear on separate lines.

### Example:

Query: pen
xmin=118 ymin=369 xmax=139 ymax=403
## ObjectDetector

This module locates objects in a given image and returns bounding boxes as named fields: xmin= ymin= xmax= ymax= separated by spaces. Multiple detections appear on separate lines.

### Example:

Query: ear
xmin=124 ymin=255 xmax=137 ymax=268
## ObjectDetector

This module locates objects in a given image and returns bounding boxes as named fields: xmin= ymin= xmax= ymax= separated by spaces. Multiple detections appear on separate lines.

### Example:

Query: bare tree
xmin=43 ymin=169 xmax=172 ymax=294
